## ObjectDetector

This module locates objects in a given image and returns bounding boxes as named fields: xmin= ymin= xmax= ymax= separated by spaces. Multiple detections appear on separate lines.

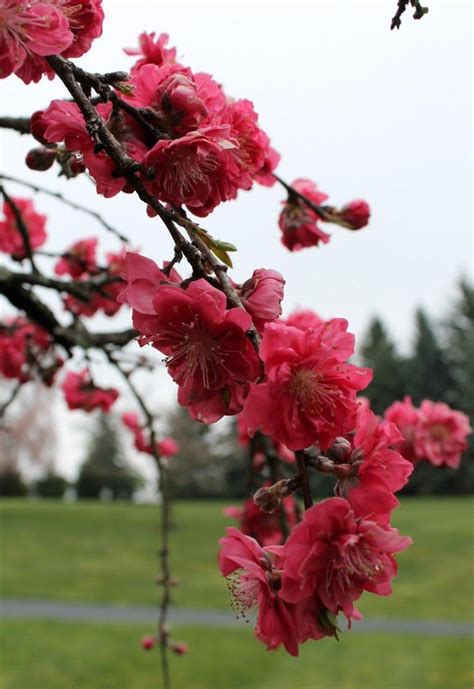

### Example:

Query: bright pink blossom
xmin=384 ymin=396 xmax=420 ymax=462
xmin=158 ymin=437 xmax=179 ymax=457
xmin=336 ymin=407 xmax=413 ymax=523
xmin=280 ymin=497 xmax=412 ymax=622
xmin=117 ymin=252 xmax=182 ymax=313
xmin=238 ymin=268 xmax=285 ymax=333
xmin=283 ymin=308 xmax=324 ymax=331
xmin=124 ymin=32 xmax=176 ymax=71
xmin=279 ymin=179 xmax=330 ymax=251
xmin=62 ymin=369 xmax=118 ymax=412
xmin=341 ymin=200 xmax=371 ymax=229
xmin=0 ymin=197 xmax=47 ymax=259
xmin=219 ymin=527 xmax=299 ymax=654
xmin=143 ymin=126 xmax=237 ymax=217
xmin=122 ymin=271 xmax=261 ymax=422
xmin=0 ymin=318 xmax=59 ymax=383
xmin=55 ymin=238 xmax=98 ymax=278
xmin=242 ymin=320 xmax=372 ymax=451
xmin=414 ymin=400 xmax=471 ymax=469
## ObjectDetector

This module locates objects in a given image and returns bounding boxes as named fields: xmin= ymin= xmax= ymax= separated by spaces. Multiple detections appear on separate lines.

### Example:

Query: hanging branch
xmin=391 ymin=0 xmax=429 ymax=30
xmin=106 ymin=352 xmax=172 ymax=689
xmin=0 ymin=186 xmax=39 ymax=273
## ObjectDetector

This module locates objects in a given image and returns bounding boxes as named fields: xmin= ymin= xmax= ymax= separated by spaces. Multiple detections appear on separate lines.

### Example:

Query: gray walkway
xmin=1 ymin=598 xmax=473 ymax=637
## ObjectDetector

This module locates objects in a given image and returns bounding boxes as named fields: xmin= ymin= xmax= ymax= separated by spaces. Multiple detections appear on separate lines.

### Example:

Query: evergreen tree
xmin=407 ymin=308 xmax=455 ymax=405
xmin=360 ymin=317 xmax=407 ymax=415
xmin=77 ymin=414 xmax=140 ymax=500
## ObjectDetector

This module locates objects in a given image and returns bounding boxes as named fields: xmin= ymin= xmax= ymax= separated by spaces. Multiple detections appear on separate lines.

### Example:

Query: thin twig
xmin=0 ymin=116 xmax=30 ymax=135
xmin=0 ymin=185 xmax=39 ymax=272
xmin=0 ymin=174 xmax=129 ymax=243
xmin=295 ymin=450 xmax=313 ymax=510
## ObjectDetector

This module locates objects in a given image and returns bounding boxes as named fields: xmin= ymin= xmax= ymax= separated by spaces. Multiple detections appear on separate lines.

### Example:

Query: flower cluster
xmin=0 ymin=317 xmax=62 ymax=384
xmin=384 ymin=396 xmax=472 ymax=469
xmin=61 ymin=369 xmax=118 ymax=412
xmin=219 ymin=504 xmax=411 ymax=655
xmin=0 ymin=0 xmax=104 ymax=83
xmin=37 ymin=31 xmax=279 ymax=214
xmin=122 ymin=411 xmax=179 ymax=458
xmin=0 ymin=197 xmax=47 ymax=259
xmin=278 ymin=179 xmax=370 ymax=251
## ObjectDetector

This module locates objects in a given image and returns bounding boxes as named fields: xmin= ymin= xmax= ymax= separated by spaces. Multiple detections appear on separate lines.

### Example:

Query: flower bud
xmin=341 ymin=200 xmax=370 ymax=230
xmin=141 ymin=635 xmax=156 ymax=651
xmin=326 ymin=437 xmax=352 ymax=463
xmin=30 ymin=110 xmax=48 ymax=145
xmin=171 ymin=641 xmax=188 ymax=655
xmin=25 ymin=147 xmax=56 ymax=172
xmin=253 ymin=485 xmax=280 ymax=513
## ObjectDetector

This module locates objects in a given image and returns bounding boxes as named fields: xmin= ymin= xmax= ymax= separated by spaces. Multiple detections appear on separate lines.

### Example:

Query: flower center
xmin=290 ymin=367 xmax=338 ymax=414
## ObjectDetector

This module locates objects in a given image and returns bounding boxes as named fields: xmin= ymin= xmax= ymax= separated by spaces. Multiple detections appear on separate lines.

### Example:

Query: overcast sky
xmin=0 ymin=0 xmax=472 ymax=481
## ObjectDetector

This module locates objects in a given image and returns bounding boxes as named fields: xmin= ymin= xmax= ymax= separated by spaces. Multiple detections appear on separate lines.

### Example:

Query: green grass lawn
xmin=1 ymin=497 xmax=473 ymax=621
xmin=0 ymin=620 xmax=472 ymax=689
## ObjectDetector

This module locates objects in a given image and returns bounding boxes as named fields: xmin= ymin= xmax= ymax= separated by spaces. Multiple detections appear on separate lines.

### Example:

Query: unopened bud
xmin=25 ymin=147 xmax=56 ymax=171
xmin=254 ymin=486 xmax=280 ymax=513
xmin=30 ymin=110 xmax=48 ymax=145
xmin=68 ymin=155 xmax=86 ymax=177
xmin=141 ymin=635 xmax=156 ymax=651
xmin=171 ymin=641 xmax=188 ymax=655
xmin=326 ymin=437 xmax=352 ymax=463
xmin=341 ymin=200 xmax=370 ymax=230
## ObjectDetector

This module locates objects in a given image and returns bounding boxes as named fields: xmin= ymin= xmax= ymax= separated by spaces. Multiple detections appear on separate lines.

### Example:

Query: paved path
xmin=1 ymin=598 xmax=473 ymax=637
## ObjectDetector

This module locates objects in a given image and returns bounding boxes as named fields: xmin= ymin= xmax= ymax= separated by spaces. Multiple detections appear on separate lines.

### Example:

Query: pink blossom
xmin=414 ymin=400 xmax=471 ymax=469
xmin=117 ymin=251 xmax=182 ymax=313
xmin=238 ymin=268 xmax=285 ymax=333
xmin=171 ymin=641 xmax=188 ymax=655
xmin=218 ymin=527 xmax=300 ymax=655
xmin=126 ymin=275 xmax=260 ymax=422
xmin=0 ymin=318 xmax=57 ymax=383
xmin=341 ymin=200 xmax=371 ymax=229
xmin=241 ymin=320 xmax=372 ymax=451
xmin=158 ymin=438 xmax=179 ymax=457
xmin=336 ymin=407 xmax=413 ymax=523
xmin=384 ymin=396 xmax=420 ymax=462
xmin=254 ymin=146 xmax=280 ymax=187
xmin=62 ymin=369 xmax=118 ymax=413
xmin=0 ymin=1 xmax=72 ymax=81
xmin=143 ymin=126 xmax=237 ymax=217
xmin=124 ymin=32 xmax=176 ymax=71
xmin=279 ymin=179 xmax=330 ymax=251
xmin=280 ymin=497 xmax=412 ymax=622
xmin=0 ymin=197 xmax=47 ymax=259
xmin=55 ymin=238 xmax=98 ymax=279
xmin=283 ymin=308 xmax=324 ymax=331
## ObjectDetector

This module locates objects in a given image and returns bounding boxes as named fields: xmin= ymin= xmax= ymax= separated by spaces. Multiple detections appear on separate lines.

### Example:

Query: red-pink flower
xmin=283 ymin=308 xmax=324 ymax=331
xmin=279 ymin=179 xmax=330 ymax=251
xmin=254 ymin=146 xmax=280 ymax=187
xmin=158 ymin=438 xmax=179 ymax=457
xmin=62 ymin=369 xmax=118 ymax=412
xmin=341 ymin=200 xmax=371 ymax=229
xmin=1 ymin=0 xmax=104 ymax=84
xmin=241 ymin=320 xmax=372 ymax=451
xmin=0 ymin=1 xmax=72 ymax=81
xmin=124 ymin=32 xmax=176 ymax=71
xmin=238 ymin=268 xmax=285 ymax=333
xmin=384 ymin=396 xmax=420 ymax=462
xmin=0 ymin=318 xmax=56 ymax=383
xmin=55 ymin=238 xmax=98 ymax=279
xmin=336 ymin=407 xmax=413 ymax=523
xmin=143 ymin=126 xmax=237 ymax=217
xmin=219 ymin=527 xmax=300 ymax=655
xmin=125 ymin=274 xmax=260 ymax=423
xmin=117 ymin=251 xmax=182 ymax=313
xmin=0 ymin=197 xmax=47 ymax=259
xmin=224 ymin=494 xmax=297 ymax=546
xmin=414 ymin=400 xmax=471 ymax=469
xmin=280 ymin=497 xmax=412 ymax=622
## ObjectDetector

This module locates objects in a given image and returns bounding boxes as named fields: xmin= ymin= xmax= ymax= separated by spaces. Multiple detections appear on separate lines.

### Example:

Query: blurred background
xmin=0 ymin=0 xmax=472 ymax=687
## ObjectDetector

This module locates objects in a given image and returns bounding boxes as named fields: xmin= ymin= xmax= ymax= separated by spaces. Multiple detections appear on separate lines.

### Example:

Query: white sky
xmin=0 ymin=0 xmax=472 ymax=481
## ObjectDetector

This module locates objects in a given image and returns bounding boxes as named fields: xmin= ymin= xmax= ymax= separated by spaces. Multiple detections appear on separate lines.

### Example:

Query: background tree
xmin=360 ymin=317 xmax=407 ymax=415
xmin=77 ymin=414 xmax=141 ymax=500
